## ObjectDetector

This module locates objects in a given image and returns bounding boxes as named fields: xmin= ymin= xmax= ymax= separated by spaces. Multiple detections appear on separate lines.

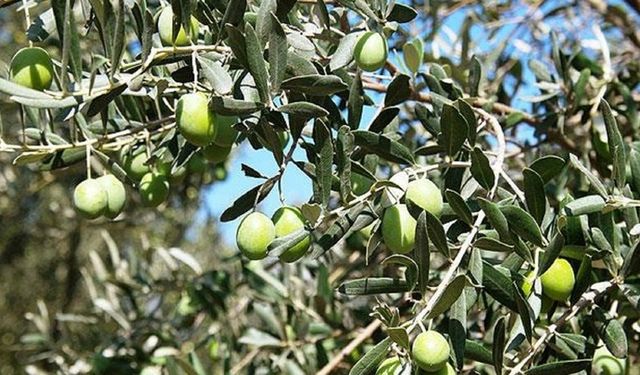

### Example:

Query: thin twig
xmin=316 ymin=320 xmax=383 ymax=375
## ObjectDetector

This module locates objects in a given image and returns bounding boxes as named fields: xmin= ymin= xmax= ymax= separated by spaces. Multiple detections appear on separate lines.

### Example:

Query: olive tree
xmin=1 ymin=0 xmax=640 ymax=374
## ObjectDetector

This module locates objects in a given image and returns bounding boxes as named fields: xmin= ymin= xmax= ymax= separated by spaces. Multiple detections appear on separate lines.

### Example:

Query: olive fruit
xmin=10 ymin=47 xmax=54 ymax=91
xmin=354 ymin=32 xmax=388 ymax=72
xmin=405 ymin=178 xmax=443 ymax=217
xmin=376 ymin=357 xmax=403 ymax=375
xmin=73 ymin=179 xmax=108 ymax=219
xmin=540 ymin=258 xmax=575 ymax=302
xmin=346 ymin=222 xmax=375 ymax=250
xmin=139 ymin=172 xmax=170 ymax=207
xmin=411 ymin=330 xmax=450 ymax=372
xmin=157 ymin=7 xmax=199 ymax=46
xmin=96 ymin=174 xmax=127 ymax=219
xmin=236 ymin=212 xmax=275 ymax=260
xmin=202 ymin=142 xmax=232 ymax=164
xmin=272 ymin=206 xmax=311 ymax=263
xmin=429 ymin=363 xmax=456 ymax=375
xmin=592 ymin=345 xmax=625 ymax=375
xmin=122 ymin=151 xmax=151 ymax=181
xmin=176 ymin=92 xmax=216 ymax=147
xmin=352 ymin=173 xmax=374 ymax=196
xmin=382 ymin=204 xmax=416 ymax=254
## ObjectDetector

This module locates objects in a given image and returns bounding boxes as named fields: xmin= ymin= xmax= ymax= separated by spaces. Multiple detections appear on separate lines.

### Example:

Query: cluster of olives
xmin=236 ymin=206 xmax=311 ymax=262
xmin=381 ymin=178 xmax=443 ymax=254
xmin=73 ymin=175 xmax=126 ymax=219
xmin=377 ymin=330 xmax=454 ymax=375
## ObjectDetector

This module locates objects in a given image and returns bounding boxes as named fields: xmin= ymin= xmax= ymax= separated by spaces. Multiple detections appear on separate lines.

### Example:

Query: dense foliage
xmin=1 ymin=0 xmax=640 ymax=374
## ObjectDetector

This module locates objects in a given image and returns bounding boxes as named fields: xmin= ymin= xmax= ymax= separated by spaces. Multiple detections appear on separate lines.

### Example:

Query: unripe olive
xmin=428 ymin=363 xmax=456 ymax=375
xmin=202 ymin=142 xmax=232 ymax=164
xmin=122 ymin=151 xmax=151 ymax=181
xmin=139 ymin=172 xmax=170 ymax=207
xmin=405 ymin=178 xmax=443 ymax=217
xmin=376 ymin=356 xmax=403 ymax=375
xmin=212 ymin=114 xmax=239 ymax=146
xmin=352 ymin=173 xmax=374 ymax=196
xmin=96 ymin=174 xmax=127 ymax=219
xmin=176 ymin=92 xmax=216 ymax=147
xmin=411 ymin=330 xmax=450 ymax=372
xmin=346 ymin=222 xmax=375 ymax=250
xmin=10 ymin=47 xmax=54 ymax=91
xmin=157 ymin=7 xmax=199 ymax=46
xmin=236 ymin=212 xmax=275 ymax=260
xmin=540 ymin=258 xmax=575 ymax=302
xmin=382 ymin=204 xmax=416 ymax=254
xmin=354 ymin=32 xmax=388 ymax=72
xmin=73 ymin=179 xmax=108 ymax=219
xmin=593 ymin=345 xmax=625 ymax=375
xmin=272 ymin=206 xmax=311 ymax=263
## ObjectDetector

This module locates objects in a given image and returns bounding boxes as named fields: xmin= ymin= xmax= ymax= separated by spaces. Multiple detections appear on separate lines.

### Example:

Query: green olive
xmin=122 ymin=150 xmax=151 ymax=182
xmin=176 ymin=92 xmax=216 ymax=147
xmin=540 ymin=258 xmax=575 ymax=302
xmin=236 ymin=212 xmax=275 ymax=260
xmin=272 ymin=206 xmax=311 ymax=263
xmin=593 ymin=345 xmax=625 ymax=375
xmin=382 ymin=204 xmax=416 ymax=254
xmin=9 ymin=47 xmax=53 ymax=91
xmin=376 ymin=357 xmax=403 ymax=375
xmin=96 ymin=174 xmax=127 ymax=219
xmin=73 ymin=179 xmax=108 ymax=219
xmin=139 ymin=172 xmax=170 ymax=207
xmin=405 ymin=178 xmax=443 ymax=217
xmin=10 ymin=47 xmax=54 ymax=91
xmin=427 ymin=363 xmax=456 ymax=375
xmin=202 ymin=142 xmax=232 ymax=164
xmin=412 ymin=330 xmax=450 ymax=372
xmin=354 ymin=32 xmax=388 ymax=72
xmin=157 ymin=7 xmax=200 ymax=46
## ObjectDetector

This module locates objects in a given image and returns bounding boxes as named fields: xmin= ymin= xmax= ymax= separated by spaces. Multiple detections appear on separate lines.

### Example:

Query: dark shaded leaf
xmin=268 ymin=12 xmax=287 ymax=92
xmin=440 ymin=104 xmax=468 ymax=156
xmin=470 ymin=147 xmax=494 ymax=190
xmin=384 ymin=74 xmax=411 ymax=107
xmin=523 ymin=168 xmax=546 ymax=224
xmin=493 ymin=316 xmax=505 ymax=374
xmin=369 ymin=107 xmax=399 ymax=133
xmin=427 ymin=274 xmax=467 ymax=318
xmin=348 ymin=337 xmax=390 ymax=375
xmin=220 ymin=180 xmax=276 ymax=222
xmin=281 ymin=74 xmax=348 ymax=96
xmin=445 ymin=189 xmax=473 ymax=225
xmin=352 ymin=130 xmax=414 ymax=164
xmin=278 ymin=102 xmax=328 ymax=118
xmin=500 ymin=205 xmax=545 ymax=247
xmin=338 ymin=277 xmax=410 ymax=295
xmin=601 ymin=99 xmax=627 ymax=189
xmin=482 ymin=261 xmax=518 ymax=311
xmin=530 ymin=155 xmax=565 ymax=183
xmin=244 ymin=23 xmax=271 ymax=103
xmin=525 ymin=359 xmax=591 ymax=375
